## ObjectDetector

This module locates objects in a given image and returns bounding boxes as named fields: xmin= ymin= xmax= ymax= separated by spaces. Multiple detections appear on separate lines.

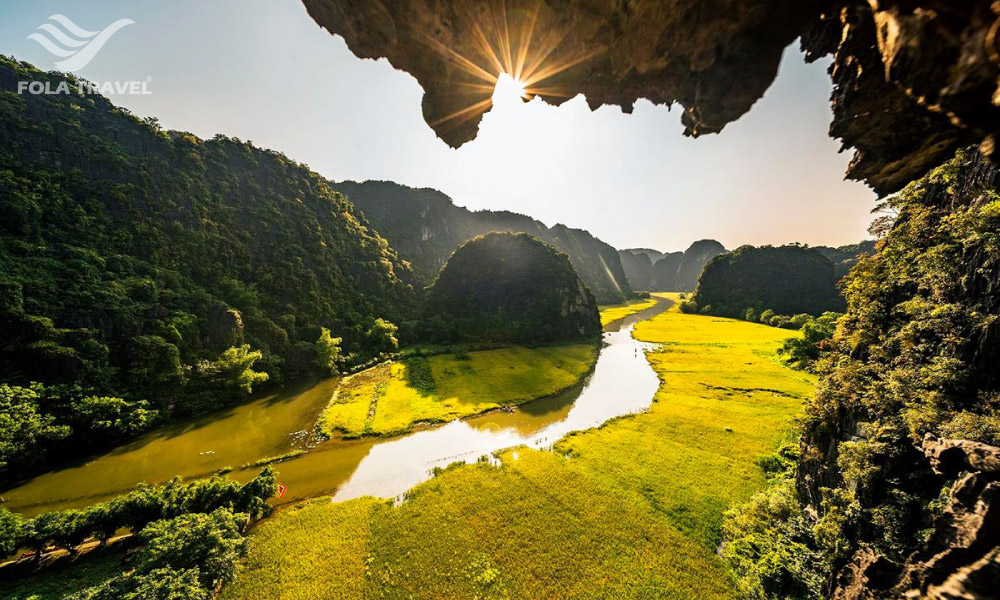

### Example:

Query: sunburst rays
xmin=420 ymin=1 xmax=602 ymax=133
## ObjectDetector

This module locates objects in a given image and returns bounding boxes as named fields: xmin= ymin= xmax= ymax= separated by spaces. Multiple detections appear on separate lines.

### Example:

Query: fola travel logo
xmin=17 ymin=14 xmax=151 ymax=96
xmin=28 ymin=14 xmax=134 ymax=72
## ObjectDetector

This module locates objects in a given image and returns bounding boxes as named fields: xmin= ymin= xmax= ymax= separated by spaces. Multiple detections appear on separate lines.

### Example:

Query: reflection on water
xmin=2 ymin=299 xmax=670 ymax=515
xmin=3 ymin=379 xmax=337 ymax=516
xmin=280 ymin=297 xmax=670 ymax=505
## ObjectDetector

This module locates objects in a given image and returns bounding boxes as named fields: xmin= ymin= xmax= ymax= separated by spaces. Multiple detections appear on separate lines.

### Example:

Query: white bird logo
xmin=27 ymin=14 xmax=134 ymax=72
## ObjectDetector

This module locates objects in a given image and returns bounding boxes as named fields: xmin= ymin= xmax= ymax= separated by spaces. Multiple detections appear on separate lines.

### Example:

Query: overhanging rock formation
xmin=301 ymin=0 xmax=1000 ymax=194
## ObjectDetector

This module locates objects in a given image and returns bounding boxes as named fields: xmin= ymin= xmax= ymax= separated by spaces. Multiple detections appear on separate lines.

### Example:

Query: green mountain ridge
xmin=691 ymin=244 xmax=846 ymax=317
xmin=0 ymin=56 xmax=413 ymax=433
xmin=623 ymin=240 xmax=875 ymax=293
xmin=424 ymin=232 xmax=602 ymax=344
xmin=331 ymin=180 xmax=633 ymax=303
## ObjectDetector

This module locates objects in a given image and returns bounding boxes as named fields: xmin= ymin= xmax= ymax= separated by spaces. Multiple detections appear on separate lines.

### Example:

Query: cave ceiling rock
xmin=302 ymin=0 xmax=1000 ymax=194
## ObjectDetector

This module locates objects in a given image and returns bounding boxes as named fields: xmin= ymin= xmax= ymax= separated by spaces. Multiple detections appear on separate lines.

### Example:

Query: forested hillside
xmin=725 ymin=149 xmax=1000 ymax=598
xmin=0 ymin=57 xmax=413 ymax=480
xmin=813 ymin=240 xmax=877 ymax=278
xmin=691 ymin=245 xmax=844 ymax=317
xmin=424 ymin=232 xmax=601 ymax=343
xmin=629 ymin=241 xmax=872 ymax=294
xmin=331 ymin=180 xmax=632 ymax=303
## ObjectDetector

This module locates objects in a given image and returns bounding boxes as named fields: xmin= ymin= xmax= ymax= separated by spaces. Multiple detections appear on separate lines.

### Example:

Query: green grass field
xmin=0 ymin=543 xmax=127 ymax=600
xmin=318 ymin=344 xmax=598 ymax=438
xmin=598 ymin=297 xmax=659 ymax=326
xmin=224 ymin=296 xmax=814 ymax=600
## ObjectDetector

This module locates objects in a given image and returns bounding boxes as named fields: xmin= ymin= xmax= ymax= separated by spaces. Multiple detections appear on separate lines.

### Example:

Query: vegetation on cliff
xmin=723 ymin=149 xmax=1000 ymax=598
xmin=423 ymin=232 xmax=602 ymax=344
xmin=332 ymin=180 xmax=632 ymax=303
xmin=690 ymin=245 xmax=845 ymax=318
xmin=813 ymin=241 xmax=877 ymax=279
xmin=0 ymin=57 xmax=412 ymax=481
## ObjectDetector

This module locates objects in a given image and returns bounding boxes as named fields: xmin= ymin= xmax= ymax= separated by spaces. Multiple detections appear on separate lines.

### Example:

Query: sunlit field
xmin=598 ymin=297 xmax=659 ymax=326
xmin=224 ymin=295 xmax=813 ymax=599
xmin=318 ymin=344 xmax=598 ymax=438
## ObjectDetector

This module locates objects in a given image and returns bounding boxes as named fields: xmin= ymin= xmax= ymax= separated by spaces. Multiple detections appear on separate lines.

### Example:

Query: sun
xmin=492 ymin=73 xmax=531 ymax=104
xmin=420 ymin=3 xmax=602 ymax=130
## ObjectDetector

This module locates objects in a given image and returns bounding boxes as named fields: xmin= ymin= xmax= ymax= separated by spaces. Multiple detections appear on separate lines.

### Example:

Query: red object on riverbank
xmin=277 ymin=483 xmax=287 ymax=499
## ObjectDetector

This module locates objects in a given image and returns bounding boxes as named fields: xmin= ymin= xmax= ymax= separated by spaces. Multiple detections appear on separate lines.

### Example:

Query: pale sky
xmin=0 ymin=0 xmax=876 ymax=251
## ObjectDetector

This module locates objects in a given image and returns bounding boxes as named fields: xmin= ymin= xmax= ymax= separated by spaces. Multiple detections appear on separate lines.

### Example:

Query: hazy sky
xmin=0 ymin=0 xmax=876 ymax=251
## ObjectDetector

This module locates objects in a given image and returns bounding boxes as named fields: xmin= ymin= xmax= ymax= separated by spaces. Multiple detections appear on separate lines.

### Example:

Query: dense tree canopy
xmin=692 ymin=245 xmax=845 ymax=318
xmin=675 ymin=240 xmax=727 ymax=292
xmin=0 ymin=57 xmax=413 ymax=480
xmin=424 ymin=232 xmax=602 ymax=344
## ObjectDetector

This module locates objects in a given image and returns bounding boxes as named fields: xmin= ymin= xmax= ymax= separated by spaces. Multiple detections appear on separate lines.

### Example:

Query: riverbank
xmin=598 ymin=296 xmax=659 ymax=326
xmin=315 ymin=298 xmax=667 ymax=440
xmin=223 ymin=294 xmax=814 ymax=599
xmin=318 ymin=344 xmax=599 ymax=439
xmin=0 ymin=302 xmax=641 ymax=518
xmin=0 ymin=378 xmax=337 ymax=516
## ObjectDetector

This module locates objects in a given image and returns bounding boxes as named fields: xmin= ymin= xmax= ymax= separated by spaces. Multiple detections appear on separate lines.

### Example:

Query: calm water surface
xmin=2 ymin=299 xmax=670 ymax=515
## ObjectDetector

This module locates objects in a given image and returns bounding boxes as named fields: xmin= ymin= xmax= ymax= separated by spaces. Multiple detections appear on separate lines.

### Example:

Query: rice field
xmin=318 ymin=344 xmax=598 ymax=438
xmin=598 ymin=297 xmax=660 ymax=326
xmin=223 ymin=295 xmax=814 ymax=600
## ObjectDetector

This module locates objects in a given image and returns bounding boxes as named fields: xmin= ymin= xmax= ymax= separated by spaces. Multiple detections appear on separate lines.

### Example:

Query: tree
xmin=778 ymin=312 xmax=840 ymax=371
xmin=0 ymin=506 xmax=23 ymax=558
xmin=315 ymin=328 xmax=342 ymax=375
xmin=135 ymin=509 xmax=247 ymax=588
xmin=126 ymin=336 xmax=186 ymax=402
xmin=71 ymin=395 xmax=158 ymax=438
xmin=189 ymin=345 xmax=269 ymax=408
xmin=216 ymin=345 xmax=269 ymax=395
xmin=365 ymin=318 xmax=399 ymax=354
xmin=0 ymin=384 xmax=70 ymax=473
xmin=24 ymin=511 xmax=59 ymax=559
xmin=236 ymin=466 xmax=278 ymax=520
xmin=85 ymin=503 xmax=119 ymax=546
xmin=47 ymin=509 xmax=89 ymax=553
xmin=66 ymin=568 xmax=210 ymax=600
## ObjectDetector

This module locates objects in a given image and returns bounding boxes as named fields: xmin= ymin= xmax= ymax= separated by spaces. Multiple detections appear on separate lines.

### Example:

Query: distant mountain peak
xmin=332 ymin=180 xmax=633 ymax=303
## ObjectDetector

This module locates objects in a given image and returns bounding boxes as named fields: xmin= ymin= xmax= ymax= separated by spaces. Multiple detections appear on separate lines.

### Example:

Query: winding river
xmin=2 ymin=298 xmax=670 ymax=516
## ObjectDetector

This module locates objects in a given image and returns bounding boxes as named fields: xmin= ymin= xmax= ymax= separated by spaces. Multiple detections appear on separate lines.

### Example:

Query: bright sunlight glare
xmin=492 ymin=73 xmax=531 ymax=105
